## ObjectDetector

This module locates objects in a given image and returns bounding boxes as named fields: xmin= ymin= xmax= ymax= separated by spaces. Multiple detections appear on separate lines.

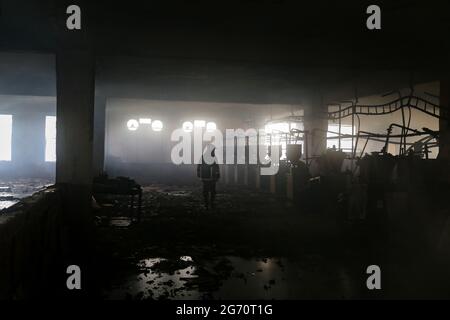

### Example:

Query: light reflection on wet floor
xmin=106 ymin=257 xmax=201 ymax=300
xmin=0 ymin=179 xmax=53 ymax=211
xmin=215 ymin=256 xmax=356 ymax=299
xmin=109 ymin=217 xmax=133 ymax=227
xmin=0 ymin=199 xmax=19 ymax=211
xmin=105 ymin=255 xmax=358 ymax=300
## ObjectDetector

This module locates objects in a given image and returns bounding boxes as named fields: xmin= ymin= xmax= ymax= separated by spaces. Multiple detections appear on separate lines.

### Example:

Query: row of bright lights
xmin=127 ymin=118 xmax=163 ymax=131
xmin=127 ymin=118 xmax=217 ymax=133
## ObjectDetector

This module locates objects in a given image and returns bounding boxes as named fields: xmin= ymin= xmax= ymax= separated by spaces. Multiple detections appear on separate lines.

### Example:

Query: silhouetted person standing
xmin=197 ymin=145 xmax=220 ymax=209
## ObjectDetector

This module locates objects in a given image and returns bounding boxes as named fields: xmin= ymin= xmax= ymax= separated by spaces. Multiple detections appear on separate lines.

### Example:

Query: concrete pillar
xmin=93 ymin=96 xmax=106 ymax=176
xmin=439 ymin=78 xmax=450 ymax=160
xmin=439 ymin=77 xmax=450 ymax=188
xmin=55 ymin=50 xmax=95 ymax=294
xmin=56 ymin=0 xmax=95 ymax=186
xmin=56 ymin=51 xmax=95 ymax=186
xmin=303 ymin=92 xmax=328 ymax=158
xmin=55 ymin=1 xmax=95 ymax=296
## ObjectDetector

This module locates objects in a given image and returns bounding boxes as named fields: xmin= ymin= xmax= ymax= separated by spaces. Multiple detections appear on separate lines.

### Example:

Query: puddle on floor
xmin=106 ymin=256 xmax=201 ymax=300
xmin=211 ymin=256 xmax=355 ymax=299
xmin=166 ymin=191 xmax=192 ymax=197
xmin=109 ymin=217 xmax=133 ymax=227
xmin=105 ymin=255 xmax=358 ymax=300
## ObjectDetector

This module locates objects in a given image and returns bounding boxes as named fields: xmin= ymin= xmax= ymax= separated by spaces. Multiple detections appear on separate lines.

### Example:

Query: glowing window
xmin=206 ymin=122 xmax=217 ymax=133
xmin=264 ymin=121 xmax=301 ymax=160
xmin=182 ymin=121 xmax=193 ymax=132
xmin=327 ymin=124 xmax=354 ymax=151
xmin=152 ymin=120 xmax=163 ymax=132
xmin=290 ymin=122 xmax=303 ymax=131
xmin=45 ymin=116 xmax=57 ymax=162
xmin=0 ymin=115 xmax=12 ymax=161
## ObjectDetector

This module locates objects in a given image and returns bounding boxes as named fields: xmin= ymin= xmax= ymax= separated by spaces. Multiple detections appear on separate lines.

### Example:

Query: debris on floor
xmin=94 ymin=184 xmax=367 ymax=300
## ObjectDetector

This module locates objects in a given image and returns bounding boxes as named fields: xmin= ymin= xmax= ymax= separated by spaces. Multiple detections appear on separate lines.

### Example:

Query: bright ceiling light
xmin=182 ymin=121 xmax=193 ymax=132
xmin=194 ymin=120 xmax=205 ymax=128
xmin=206 ymin=122 xmax=217 ymax=132
xmin=127 ymin=119 xmax=139 ymax=131
xmin=152 ymin=120 xmax=163 ymax=132
xmin=139 ymin=118 xmax=152 ymax=124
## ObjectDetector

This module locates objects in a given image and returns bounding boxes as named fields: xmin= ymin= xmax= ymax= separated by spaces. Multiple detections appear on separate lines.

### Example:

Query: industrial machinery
xmin=260 ymin=90 xmax=448 ymax=222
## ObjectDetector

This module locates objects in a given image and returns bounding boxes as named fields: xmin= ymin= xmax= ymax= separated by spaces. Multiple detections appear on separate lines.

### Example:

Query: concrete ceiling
xmin=0 ymin=0 xmax=449 ymax=104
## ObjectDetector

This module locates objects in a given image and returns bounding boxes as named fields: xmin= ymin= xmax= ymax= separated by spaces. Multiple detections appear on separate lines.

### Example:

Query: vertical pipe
xmin=351 ymin=106 xmax=355 ymax=155
xmin=338 ymin=105 xmax=342 ymax=150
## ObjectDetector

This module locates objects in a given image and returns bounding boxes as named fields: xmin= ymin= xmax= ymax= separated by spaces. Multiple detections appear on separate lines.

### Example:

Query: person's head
xmin=204 ymin=143 xmax=215 ymax=154
xmin=203 ymin=144 xmax=216 ymax=163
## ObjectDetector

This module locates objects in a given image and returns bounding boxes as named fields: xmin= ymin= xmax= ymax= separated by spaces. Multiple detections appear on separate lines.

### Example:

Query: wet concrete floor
xmin=93 ymin=184 xmax=450 ymax=300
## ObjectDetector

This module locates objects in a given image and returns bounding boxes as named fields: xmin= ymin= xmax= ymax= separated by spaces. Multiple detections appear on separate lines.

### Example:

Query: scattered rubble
xmin=94 ymin=184 xmax=365 ymax=300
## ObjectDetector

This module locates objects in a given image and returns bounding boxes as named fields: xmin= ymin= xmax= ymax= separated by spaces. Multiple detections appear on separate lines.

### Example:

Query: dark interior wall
xmin=0 ymin=52 xmax=56 ymax=97
xmin=95 ymin=56 xmax=310 ymax=105
xmin=0 ymin=95 xmax=56 ymax=179
xmin=0 ymin=52 xmax=56 ymax=179
xmin=93 ymin=96 xmax=106 ymax=176
xmin=104 ymin=98 xmax=297 ymax=184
